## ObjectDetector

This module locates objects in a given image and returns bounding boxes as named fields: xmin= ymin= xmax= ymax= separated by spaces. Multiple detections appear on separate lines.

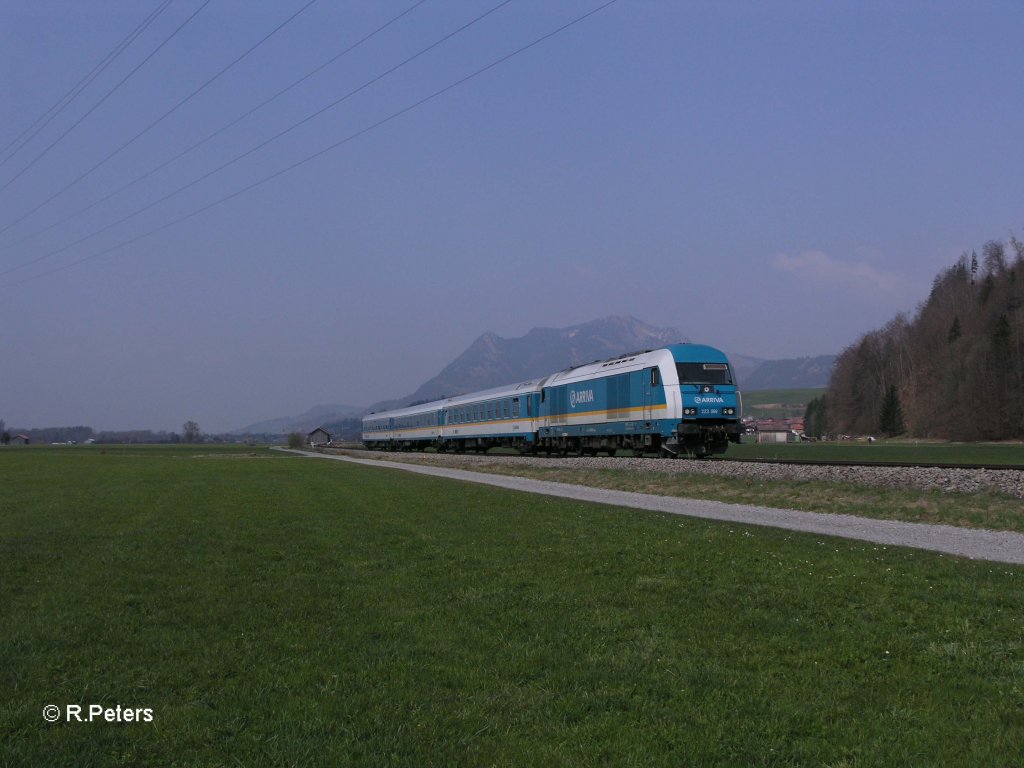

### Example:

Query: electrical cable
xmin=0 ymin=0 xmax=214 ymax=195
xmin=1 ymin=0 xmax=430 ymax=249
xmin=0 ymin=0 xmax=620 ymax=290
xmin=0 ymin=0 xmax=319 ymax=224
xmin=0 ymin=0 xmax=173 ymax=169
xmin=1 ymin=0 xmax=513 ymax=273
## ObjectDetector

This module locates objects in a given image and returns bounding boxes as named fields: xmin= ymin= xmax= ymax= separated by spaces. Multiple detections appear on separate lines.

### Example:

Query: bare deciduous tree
xmin=824 ymin=238 xmax=1024 ymax=440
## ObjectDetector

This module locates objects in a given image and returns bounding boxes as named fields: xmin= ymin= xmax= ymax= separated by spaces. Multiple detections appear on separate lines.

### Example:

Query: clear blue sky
xmin=2 ymin=1 xmax=1022 ymax=432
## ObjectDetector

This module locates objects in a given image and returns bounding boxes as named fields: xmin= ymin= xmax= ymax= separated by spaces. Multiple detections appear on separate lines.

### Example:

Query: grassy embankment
xmin=355 ymin=439 xmax=1024 ymax=533
xmin=2 ymin=445 xmax=1022 ymax=766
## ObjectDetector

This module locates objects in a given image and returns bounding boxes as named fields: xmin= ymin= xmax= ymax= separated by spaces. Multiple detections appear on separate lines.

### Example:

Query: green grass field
xmin=2 ymin=445 xmax=1023 ymax=766
xmin=740 ymin=388 xmax=824 ymax=419
xmin=730 ymin=439 xmax=1024 ymax=466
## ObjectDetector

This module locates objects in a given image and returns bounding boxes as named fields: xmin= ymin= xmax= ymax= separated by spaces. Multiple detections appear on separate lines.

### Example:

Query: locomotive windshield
xmin=676 ymin=362 xmax=734 ymax=386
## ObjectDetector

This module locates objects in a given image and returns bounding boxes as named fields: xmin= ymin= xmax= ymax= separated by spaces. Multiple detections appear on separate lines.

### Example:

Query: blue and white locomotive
xmin=361 ymin=343 xmax=742 ymax=458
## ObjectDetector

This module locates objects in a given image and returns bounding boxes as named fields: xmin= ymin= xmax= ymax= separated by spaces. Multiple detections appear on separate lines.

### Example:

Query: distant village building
xmin=307 ymin=427 xmax=331 ymax=447
xmin=756 ymin=427 xmax=794 ymax=444
xmin=754 ymin=419 xmax=803 ymax=444
xmin=12 ymin=434 xmax=30 ymax=445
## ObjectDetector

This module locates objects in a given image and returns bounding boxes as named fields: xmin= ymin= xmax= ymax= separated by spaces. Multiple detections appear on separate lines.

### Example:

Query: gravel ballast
xmin=284 ymin=449 xmax=1024 ymax=565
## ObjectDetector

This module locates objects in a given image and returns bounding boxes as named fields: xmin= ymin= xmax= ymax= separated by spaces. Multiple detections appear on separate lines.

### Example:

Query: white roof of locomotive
xmin=544 ymin=348 xmax=677 ymax=387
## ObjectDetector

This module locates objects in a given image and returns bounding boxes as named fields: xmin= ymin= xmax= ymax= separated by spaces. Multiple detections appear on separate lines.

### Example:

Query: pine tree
xmin=803 ymin=396 xmax=830 ymax=439
xmin=948 ymin=316 xmax=961 ymax=343
xmin=879 ymin=385 xmax=905 ymax=437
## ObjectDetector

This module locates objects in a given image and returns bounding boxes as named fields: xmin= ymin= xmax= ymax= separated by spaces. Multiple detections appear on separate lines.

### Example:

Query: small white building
xmin=307 ymin=427 xmax=331 ymax=447
xmin=754 ymin=418 xmax=803 ymax=444
xmin=756 ymin=428 xmax=788 ymax=444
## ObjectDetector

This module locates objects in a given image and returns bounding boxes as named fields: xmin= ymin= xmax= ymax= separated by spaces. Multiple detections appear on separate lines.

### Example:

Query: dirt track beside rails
xmin=281 ymin=448 xmax=1024 ymax=566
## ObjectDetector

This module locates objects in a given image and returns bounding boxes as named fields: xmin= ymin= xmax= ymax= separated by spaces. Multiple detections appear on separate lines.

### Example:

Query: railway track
xmin=333 ymin=446 xmax=1024 ymax=498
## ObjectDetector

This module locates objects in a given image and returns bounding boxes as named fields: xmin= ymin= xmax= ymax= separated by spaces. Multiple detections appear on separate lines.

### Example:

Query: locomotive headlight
xmin=723 ymin=407 xmax=736 ymax=416
xmin=683 ymin=407 xmax=697 ymax=416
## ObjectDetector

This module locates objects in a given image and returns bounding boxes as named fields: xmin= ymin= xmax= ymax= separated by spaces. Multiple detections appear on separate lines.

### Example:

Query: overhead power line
xmin=0 ymin=0 xmax=173 ymax=170
xmin=1 ymin=0 xmax=321 ymax=235
xmin=2 ymin=0 xmax=511 ymax=273
xmin=1 ymin=0 xmax=620 ymax=290
xmin=0 ymin=0 xmax=214 ymax=195
xmin=1 ymin=0 xmax=430 ymax=250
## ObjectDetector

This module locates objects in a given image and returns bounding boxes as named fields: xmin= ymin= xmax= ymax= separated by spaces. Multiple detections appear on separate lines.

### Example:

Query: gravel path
xmin=283 ymin=449 xmax=1024 ymax=565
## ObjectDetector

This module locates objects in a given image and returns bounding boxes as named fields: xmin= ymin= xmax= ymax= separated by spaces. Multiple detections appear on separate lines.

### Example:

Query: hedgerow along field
xmin=2 ymin=445 xmax=1022 ymax=766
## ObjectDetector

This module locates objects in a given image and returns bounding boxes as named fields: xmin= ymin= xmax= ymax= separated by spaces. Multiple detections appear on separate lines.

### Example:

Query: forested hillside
xmin=807 ymin=238 xmax=1024 ymax=440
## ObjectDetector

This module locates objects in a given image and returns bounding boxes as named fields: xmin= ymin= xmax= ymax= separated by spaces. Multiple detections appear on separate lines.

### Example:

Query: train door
xmin=541 ymin=387 xmax=568 ymax=427
xmin=642 ymin=368 xmax=655 ymax=420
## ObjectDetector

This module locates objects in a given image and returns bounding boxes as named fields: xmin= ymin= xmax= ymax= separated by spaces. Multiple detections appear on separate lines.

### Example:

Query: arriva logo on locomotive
xmin=569 ymin=389 xmax=595 ymax=408
xmin=694 ymin=396 xmax=725 ymax=404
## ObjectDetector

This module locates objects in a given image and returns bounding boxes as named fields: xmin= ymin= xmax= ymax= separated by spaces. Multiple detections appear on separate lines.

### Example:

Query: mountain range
xmin=740 ymin=354 xmax=835 ymax=390
xmin=232 ymin=316 xmax=834 ymax=433
xmin=367 ymin=316 xmax=686 ymax=414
